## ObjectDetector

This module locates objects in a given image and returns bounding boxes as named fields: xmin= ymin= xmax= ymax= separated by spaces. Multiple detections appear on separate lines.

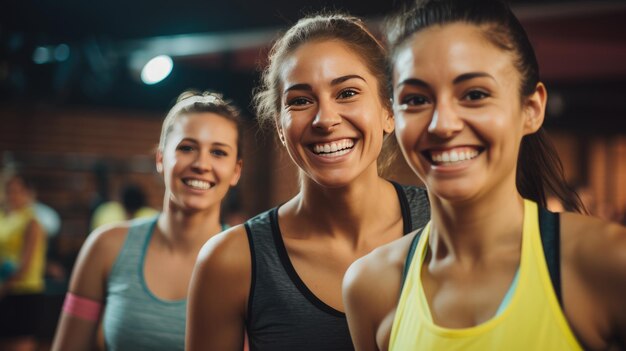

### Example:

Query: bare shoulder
xmin=343 ymin=230 xmax=421 ymax=351
xmin=188 ymin=224 xmax=251 ymax=324
xmin=192 ymin=223 xmax=251 ymax=307
xmin=68 ymin=222 xmax=132 ymax=298
xmin=195 ymin=224 xmax=250 ymax=277
xmin=344 ymin=230 xmax=419 ymax=316
xmin=561 ymin=212 xmax=626 ymax=277
xmin=78 ymin=223 xmax=131 ymax=269
xmin=347 ymin=230 xmax=417 ymax=285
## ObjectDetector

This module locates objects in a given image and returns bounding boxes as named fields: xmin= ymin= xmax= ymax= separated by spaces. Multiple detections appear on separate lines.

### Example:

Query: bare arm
xmin=51 ymin=225 xmax=127 ymax=351
xmin=186 ymin=225 xmax=251 ymax=351
xmin=562 ymin=213 xmax=626 ymax=349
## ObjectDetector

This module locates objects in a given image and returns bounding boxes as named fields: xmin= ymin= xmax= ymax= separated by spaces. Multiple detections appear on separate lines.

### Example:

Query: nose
xmin=312 ymin=99 xmax=341 ymax=132
xmin=428 ymin=101 xmax=463 ymax=138
xmin=191 ymin=149 xmax=212 ymax=173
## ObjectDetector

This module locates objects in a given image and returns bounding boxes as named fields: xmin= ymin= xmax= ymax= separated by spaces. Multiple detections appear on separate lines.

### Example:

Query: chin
xmin=309 ymin=170 xmax=360 ymax=189
xmin=427 ymin=179 xmax=482 ymax=204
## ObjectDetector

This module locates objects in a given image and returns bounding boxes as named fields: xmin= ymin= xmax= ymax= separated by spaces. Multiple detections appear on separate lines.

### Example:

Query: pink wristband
xmin=62 ymin=292 xmax=102 ymax=321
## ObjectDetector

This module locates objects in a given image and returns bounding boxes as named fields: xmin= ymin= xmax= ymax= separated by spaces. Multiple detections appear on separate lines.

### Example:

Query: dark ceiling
xmin=2 ymin=0 xmax=626 ymax=131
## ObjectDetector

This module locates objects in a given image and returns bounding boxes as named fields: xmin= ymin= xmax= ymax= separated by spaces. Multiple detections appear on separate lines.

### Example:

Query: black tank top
xmin=244 ymin=182 xmax=430 ymax=351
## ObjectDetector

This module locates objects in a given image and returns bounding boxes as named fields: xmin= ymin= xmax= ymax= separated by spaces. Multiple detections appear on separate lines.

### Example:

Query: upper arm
xmin=186 ymin=225 xmax=251 ymax=351
xmin=563 ymin=214 xmax=626 ymax=347
xmin=51 ymin=225 xmax=128 ymax=351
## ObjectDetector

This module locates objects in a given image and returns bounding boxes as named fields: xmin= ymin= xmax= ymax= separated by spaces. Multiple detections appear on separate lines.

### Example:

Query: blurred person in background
xmin=0 ymin=174 xmax=47 ymax=351
xmin=52 ymin=90 xmax=243 ymax=351
xmin=90 ymin=183 xmax=158 ymax=231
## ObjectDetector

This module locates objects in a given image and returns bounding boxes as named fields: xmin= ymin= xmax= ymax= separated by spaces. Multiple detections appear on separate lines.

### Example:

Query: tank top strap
xmin=401 ymin=226 xmax=426 ymax=291
xmin=389 ymin=181 xmax=431 ymax=234
xmin=109 ymin=216 xmax=158 ymax=280
xmin=538 ymin=207 xmax=562 ymax=306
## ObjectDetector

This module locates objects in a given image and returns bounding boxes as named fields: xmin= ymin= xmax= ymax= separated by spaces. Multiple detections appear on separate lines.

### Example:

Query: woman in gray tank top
xmin=186 ymin=14 xmax=430 ymax=351
xmin=52 ymin=90 xmax=244 ymax=351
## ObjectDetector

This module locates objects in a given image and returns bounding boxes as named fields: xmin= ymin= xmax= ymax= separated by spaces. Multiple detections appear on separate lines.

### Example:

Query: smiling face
xmin=393 ymin=23 xmax=542 ymax=203
xmin=156 ymin=112 xmax=241 ymax=212
xmin=278 ymin=39 xmax=394 ymax=188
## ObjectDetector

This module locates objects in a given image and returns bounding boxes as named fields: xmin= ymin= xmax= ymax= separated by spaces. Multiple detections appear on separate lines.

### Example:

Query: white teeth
xmin=429 ymin=148 xmax=479 ymax=165
xmin=449 ymin=151 xmax=459 ymax=162
xmin=185 ymin=179 xmax=211 ymax=190
xmin=442 ymin=152 xmax=450 ymax=162
xmin=312 ymin=139 xmax=354 ymax=155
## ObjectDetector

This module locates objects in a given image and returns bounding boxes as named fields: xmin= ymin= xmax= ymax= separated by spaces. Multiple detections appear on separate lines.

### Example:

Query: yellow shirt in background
xmin=0 ymin=207 xmax=46 ymax=294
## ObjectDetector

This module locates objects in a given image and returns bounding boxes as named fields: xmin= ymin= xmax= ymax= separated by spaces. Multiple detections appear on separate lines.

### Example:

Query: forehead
xmin=393 ymin=22 xmax=517 ymax=84
xmin=279 ymin=39 xmax=375 ymax=87
xmin=168 ymin=112 xmax=237 ymax=142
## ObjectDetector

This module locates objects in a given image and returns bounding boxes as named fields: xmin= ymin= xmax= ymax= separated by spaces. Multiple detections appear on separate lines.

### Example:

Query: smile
xmin=310 ymin=138 xmax=355 ymax=157
xmin=183 ymin=178 xmax=214 ymax=190
xmin=424 ymin=147 xmax=482 ymax=165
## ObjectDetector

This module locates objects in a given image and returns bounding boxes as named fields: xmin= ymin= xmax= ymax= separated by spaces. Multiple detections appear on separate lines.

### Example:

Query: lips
xmin=423 ymin=146 xmax=483 ymax=165
xmin=182 ymin=178 xmax=214 ymax=190
xmin=309 ymin=138 xmax=355 ymax=157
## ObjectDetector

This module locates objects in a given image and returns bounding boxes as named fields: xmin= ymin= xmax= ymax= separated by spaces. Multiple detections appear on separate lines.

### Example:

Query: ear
xmin=383 ymin=109 xmax=395 ymax=134
xmin=229 ymin=159 xmax=243 ymax=186
xmin=522 ymin=82 xmax=547 ymax=135
xmin=156 ymin=150 xmax=164 ymax=174
xmin=275 ymin=120 xmax=286 ymax=146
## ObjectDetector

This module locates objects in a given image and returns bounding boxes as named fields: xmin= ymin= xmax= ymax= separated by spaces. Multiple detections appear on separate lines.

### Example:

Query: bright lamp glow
xmin=140 ymin=55 xmax=173 ymax=85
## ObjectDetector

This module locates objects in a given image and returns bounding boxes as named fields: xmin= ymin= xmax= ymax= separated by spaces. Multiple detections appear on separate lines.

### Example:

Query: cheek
xmin=395 ymin=114 xmax=426 ymax=150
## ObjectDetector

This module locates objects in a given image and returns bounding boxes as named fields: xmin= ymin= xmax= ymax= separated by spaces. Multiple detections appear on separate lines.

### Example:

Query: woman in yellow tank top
xmin=343 ymin=0 xmax=626 ymax=350
xmin=0 ymin=174 xmax=47 ymax=351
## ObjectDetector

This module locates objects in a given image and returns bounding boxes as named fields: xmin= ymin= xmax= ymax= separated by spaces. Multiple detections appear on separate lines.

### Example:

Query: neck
xmin=285 ymin=165 xmax=396 ymax=241
xmin=156 ymin=202 xmax=222 ymax=253
xmin=427 ymin=180 xmax=525 ymax=265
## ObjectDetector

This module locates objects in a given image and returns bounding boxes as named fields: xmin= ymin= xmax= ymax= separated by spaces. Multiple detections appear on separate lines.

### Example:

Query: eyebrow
xmin=397 ymin=72 xmax=496 ymax=89
xmin=283 ymin=74 xmax=366 ymax=95
xmin=452 ymin=72 xmax=495 ymax=84
xmin=396 ymin=78 xmax=430 ymax=89
xmin=179 ymin=138 xmax=233 ymax=149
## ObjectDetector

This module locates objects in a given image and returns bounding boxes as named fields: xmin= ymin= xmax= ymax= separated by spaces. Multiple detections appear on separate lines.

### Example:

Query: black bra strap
xmin=401 ymin=227 xmax=425 ymax=291
xmin=538 ymin=207 xmax=562 ymax=307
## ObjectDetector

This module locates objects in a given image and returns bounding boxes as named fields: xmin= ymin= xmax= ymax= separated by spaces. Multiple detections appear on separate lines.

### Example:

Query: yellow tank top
xmin=0 ymin=207 xmax=46 ymax=294
xmin=390 ymin=200 xmax=582 ymax=350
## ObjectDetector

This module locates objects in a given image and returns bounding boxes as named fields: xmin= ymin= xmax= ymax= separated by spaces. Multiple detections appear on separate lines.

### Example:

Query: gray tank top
xmin=103 ymin=216 xmax=186 ymax=351
xmin=244 ymin=182 xmax=430 ymax=351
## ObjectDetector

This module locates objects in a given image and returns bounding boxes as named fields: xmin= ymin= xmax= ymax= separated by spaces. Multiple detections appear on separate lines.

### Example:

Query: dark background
xmin=2 ymin=0 xmax=626 ymax=131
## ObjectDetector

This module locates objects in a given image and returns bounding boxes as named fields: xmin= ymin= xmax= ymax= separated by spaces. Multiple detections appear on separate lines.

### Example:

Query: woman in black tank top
xmin=186 ymin=13 xmax=430 ymax=351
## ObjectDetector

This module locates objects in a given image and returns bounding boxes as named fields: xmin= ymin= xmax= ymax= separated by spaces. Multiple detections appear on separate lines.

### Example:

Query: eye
xmin=337 ymin=89 xmax=358 ymax=100
xmin=286 ymin=97 xmax=312 ymax=107
xmin=211 ymin=149 xmax=228 ymax=157
xmin=177 ymin=144 xmax=195 ymax=152
xmin=463 ymin=90 xmax=489 ymax=101
xmin=400 ymin=94 xmax=430 ymax=106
